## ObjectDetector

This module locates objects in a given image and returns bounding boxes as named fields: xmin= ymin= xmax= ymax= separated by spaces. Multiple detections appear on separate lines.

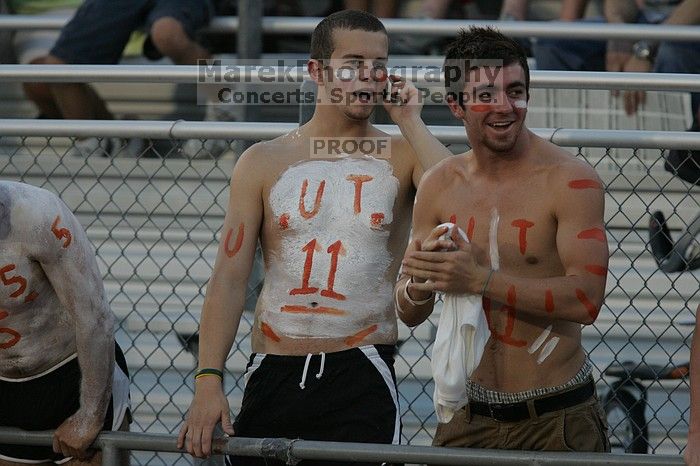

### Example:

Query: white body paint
xmin=489 ymin=209 xmax=500 ymax=271
xmin=513 ymin=99 xmax=528 ymax=109
xmin=528 ymin=324 xmax=552 ymax=354
xmin=262 ymin=157 xmax=399 ymax=339
xmin=537 ymin=336 xmax=560 ymax=365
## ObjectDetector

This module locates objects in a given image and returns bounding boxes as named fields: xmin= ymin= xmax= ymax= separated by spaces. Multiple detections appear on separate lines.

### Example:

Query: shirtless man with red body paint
xmin=396 ymin=27 xmax=611 ymax=452
xmin=0 ymin=181 xmax=130 ymax=465
xmin=177 ymin=10 xmax=445 ymax=464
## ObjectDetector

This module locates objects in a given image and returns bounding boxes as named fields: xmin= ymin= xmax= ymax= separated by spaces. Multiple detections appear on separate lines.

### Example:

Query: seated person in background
xmin=498 ymin=0 xmax=602 ymax=54
xmin=0 ymin=181 xmax=130 ymax=465
xmin=687 ymin=304 xmax=700 ymax=466
xmin=7 ymin=0 xmax=82 ymax=119
xmin=43 ymin=0 xmax=230 ymax=158
xmin=498 ymin=0 xmax=600 ymax=22
xmin=535 ymin=0 xmax=700 ymax=183
xmin=396 ymin=27 xmax=610 ymax=452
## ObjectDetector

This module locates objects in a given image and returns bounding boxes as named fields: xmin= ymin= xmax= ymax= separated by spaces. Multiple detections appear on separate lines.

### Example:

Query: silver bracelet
xmin=403 ymin=277 xmax=435 ymax=306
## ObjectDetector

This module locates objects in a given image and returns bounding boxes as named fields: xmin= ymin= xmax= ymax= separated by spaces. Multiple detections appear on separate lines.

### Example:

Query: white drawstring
xmin=299 ymin=353 xmax=312 ymax=389
xmin=315 ymin=352 xmax=326 ymax=379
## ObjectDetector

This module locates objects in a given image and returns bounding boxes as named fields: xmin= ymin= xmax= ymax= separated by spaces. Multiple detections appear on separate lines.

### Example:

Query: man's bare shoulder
xmin=420 ymin=151 xmax=468 ymax=188
xmin=533 ymin=137 xmax=601 ymax=185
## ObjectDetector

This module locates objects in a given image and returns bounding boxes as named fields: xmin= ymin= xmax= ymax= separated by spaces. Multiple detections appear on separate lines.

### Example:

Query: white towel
xmin=431 ymin=223 xmax=490 ymax=424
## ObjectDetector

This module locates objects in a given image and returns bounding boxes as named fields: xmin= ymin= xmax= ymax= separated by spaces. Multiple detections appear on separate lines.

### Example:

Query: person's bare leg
xmin=374 ymin=0 xmax=397 ymax=17
xmin=23 ymin=56 xmax=62 ymax=118
xmin=44 ymin=54 xmax=113 ymax=121
xmin=149 ymin=17 xmax=211 ymax=65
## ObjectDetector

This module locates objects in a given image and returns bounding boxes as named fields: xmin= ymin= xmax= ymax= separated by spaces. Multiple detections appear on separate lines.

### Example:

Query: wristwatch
xmin=632 ymin=40 xmax=657 ymax=61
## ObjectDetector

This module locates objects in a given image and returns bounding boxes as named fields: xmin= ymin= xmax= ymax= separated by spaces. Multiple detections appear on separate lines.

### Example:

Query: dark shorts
xmin=50 ymin=0 xmax=211 ymax=64
xmin=433 ymin=379 xmax=610 ymax=453
xmin=229 ymin=344 xmax=402 ymax=466
xmin=0 ymin=342 xmax=130 ymax=463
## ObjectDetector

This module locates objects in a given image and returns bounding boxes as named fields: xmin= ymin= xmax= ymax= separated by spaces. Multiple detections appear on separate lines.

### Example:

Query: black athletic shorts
xmin=50 ymin=0 xmax=212 ymax=64
xmin=229 ymin=344 xmax=402 ymax=466
xmin=0 ymin=342 xmax=130 ymax=463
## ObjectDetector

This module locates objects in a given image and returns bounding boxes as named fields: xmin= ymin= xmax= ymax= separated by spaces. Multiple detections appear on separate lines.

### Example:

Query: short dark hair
xmin=443 ymin=27 xmax=530 ymax=104
xmin=310 ymin=9 xmax=387 ymax=61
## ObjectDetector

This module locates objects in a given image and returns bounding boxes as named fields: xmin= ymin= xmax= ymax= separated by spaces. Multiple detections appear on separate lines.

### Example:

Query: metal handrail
xmin=1 ymin=120 xmax=700 ymax=150
xmin=0 ymin=427 xmax=684 ymax=465
xmin=0 ymin=14 xmax=699 ymax=41
xmin=0 ymin=65 xmax=700 ymax=93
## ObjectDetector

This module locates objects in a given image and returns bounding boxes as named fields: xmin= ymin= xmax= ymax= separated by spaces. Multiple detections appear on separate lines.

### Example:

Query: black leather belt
xmin=468 ymin=378 xmax=595 ymax=422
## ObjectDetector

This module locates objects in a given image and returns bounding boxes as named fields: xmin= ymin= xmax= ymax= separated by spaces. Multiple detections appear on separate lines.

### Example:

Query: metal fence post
xmin=101 ymin=442 xmax=120 ymax=466
xmin=237 ymin=0 xmax=262 ymax=127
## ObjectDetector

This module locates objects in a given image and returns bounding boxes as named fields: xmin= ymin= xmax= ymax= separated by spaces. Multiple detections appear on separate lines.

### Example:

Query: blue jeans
xmin=534 ymin=17 xmax=700 ymax=123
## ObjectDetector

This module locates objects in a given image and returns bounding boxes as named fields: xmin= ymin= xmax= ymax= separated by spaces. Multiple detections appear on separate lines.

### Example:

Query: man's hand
xmin=686 ymin=431 xmax=700 ymax=465
xmin=402 ymin=224 xmax=488 ymax=295
xmin=52 ymin=410 xmax=103 ymax=460
xmin=383 ymin=76 xmax=424 ymax=126
xmin=177 ymin=377 xmax=235 ymax=458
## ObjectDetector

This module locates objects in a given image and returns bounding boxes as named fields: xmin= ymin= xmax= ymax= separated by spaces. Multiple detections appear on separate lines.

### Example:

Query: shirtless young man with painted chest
xmin=177 ymin=10 xmax=444 ymax=464
xmin=0 ymin=181 xmax=130 ymax=465
xmin=397 ymin=28 xmax=611 ymax=452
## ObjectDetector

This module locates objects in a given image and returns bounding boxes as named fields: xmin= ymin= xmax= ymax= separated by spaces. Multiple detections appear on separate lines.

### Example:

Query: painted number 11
xmin=290 ymin=239 xmax=346 ymax=301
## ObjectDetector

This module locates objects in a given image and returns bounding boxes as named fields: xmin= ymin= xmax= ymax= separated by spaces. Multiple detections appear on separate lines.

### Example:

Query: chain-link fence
xmin=0 ymin=128 xmax=697 ymax=464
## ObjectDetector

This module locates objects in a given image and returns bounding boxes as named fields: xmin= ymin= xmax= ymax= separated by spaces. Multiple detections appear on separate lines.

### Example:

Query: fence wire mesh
xmin=0 ymin=134 xmax=697 ymax=464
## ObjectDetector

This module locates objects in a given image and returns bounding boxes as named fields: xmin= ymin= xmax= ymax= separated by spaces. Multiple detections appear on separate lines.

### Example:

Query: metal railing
xmin=0 ymin=427 xmax=685 ymax=465
xmin=0 ymin=14 xmax=699 ymax=41
xmin=0 ymin=65 xmax=699 ymax=93
xmin=2 ymin=119 xmax=700 ymax=149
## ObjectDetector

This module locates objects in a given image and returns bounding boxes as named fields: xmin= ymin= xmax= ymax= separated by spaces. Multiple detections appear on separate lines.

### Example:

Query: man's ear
xmin=308 ymin=59 xmax=324 ymax=85
xmin=446 ymin=93 xmax=465 ymax=120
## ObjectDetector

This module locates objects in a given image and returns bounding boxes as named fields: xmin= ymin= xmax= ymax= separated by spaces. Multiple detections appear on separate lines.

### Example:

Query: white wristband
xmin=403 ymin=277 xmax=435 ymax=306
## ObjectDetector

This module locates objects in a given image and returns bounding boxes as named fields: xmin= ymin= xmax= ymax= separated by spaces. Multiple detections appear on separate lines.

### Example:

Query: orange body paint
xmin=281 ymin=305 xmax=345 ymax=315
xmin=224 ymin=223 xmax=244 ymax=258
xmin=577 ymin=228 xmax=606 ymax=242
xmin=0 ymin=310 xmax=21 ymax=349
xmin=467 ymin=216 xmax=475 ymax=242
xmin=576 ymin=289 xmax=599 ymax=319
xmin=346 ymin=175 xmax=373 ymax=214
xmin=568 ymin=179 xmax=602 ymax=190
xmin=320 ymin=240 xmax=346 ymax=301
xmin=449 ymin=214 xmax=457 ymax=224
xmin=290 ymin=239 xmax=321 ymax=296
xmin=345 ymin=324 xmax=378 ymax=346
xmin=51 ymin=216 xmax=72 ymax=248
xmin=261 ymin=322 xmax=281 ymax=342
xmin=585 ymin=265 xmax=607 ymax=276
xmin=471 ymin=104 xmax=491 ymax=112
xmin=483 ymin=286 xmax=527 ymax=347
xmin=0 ymin=264 xmax=27 ymax=298
xmin=545 ymin=289 xmax=554 ymax=313
xmin=24 ymin=291 xmax=38 ymax=303
xmin=279 ymin=213 xmax=290 ymax=230
xmin=370 ymin=213 xmax=384 ymax=228
xmin=511 ymin=219 xmax=534 ymax=255
xmin=299 ymin=179 xmax=325 ymax=219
